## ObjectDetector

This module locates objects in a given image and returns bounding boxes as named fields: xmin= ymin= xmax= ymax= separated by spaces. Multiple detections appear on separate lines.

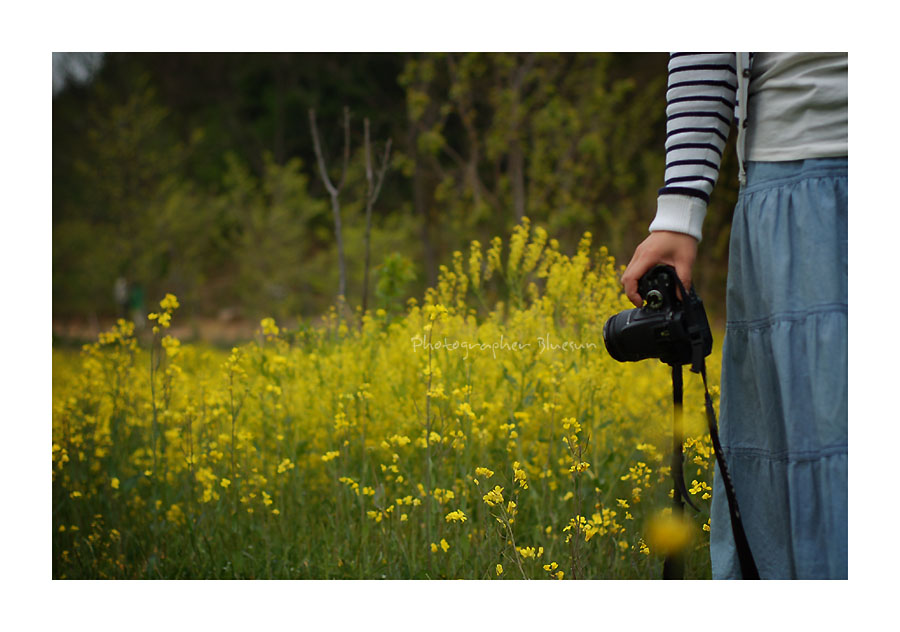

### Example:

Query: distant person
xmin=129 ymin=283 xmax=146 ymax=331
xmin=114 ymin=276 xmax=128 ymax=319
xmin=621 ymin=53 xmax=847 ymax=579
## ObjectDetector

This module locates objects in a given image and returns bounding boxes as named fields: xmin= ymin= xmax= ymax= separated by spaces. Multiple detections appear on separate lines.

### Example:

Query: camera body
xmin=603 ymin=265 xmax=712 ymax=367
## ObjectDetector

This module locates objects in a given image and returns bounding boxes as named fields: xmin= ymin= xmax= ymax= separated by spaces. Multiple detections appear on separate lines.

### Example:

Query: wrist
xmin=649 ymin=194 xmax=707 ymax=242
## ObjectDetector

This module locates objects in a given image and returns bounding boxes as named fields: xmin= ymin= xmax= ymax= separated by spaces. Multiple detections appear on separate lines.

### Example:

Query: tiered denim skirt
xmin=710 ymin=157 xmax=848 ymax=579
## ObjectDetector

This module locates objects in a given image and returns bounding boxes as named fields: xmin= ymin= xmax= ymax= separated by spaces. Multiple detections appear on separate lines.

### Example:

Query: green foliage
xmin=218 ymin=153 xmax=329 ymax=320
xmin=375 ymin=252 xmax=417 ymax=313
xmin=399 ymin=53 xmax=673 ymax=287
xmin=53 ymin=53 xmax=736 ymax=325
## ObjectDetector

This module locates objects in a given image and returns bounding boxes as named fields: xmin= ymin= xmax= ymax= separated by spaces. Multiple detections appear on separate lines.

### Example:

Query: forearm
xmin=649 ymin=52 xmax=737 ymax=241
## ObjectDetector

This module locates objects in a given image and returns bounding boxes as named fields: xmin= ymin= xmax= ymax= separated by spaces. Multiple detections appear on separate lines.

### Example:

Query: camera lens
xmin=603 ymin=310 xmax=641 ymax=362
xmin=602 ymin=314 xmax=622 ymax=361
xmin=603 ymin=306 xmax=671 ymax=364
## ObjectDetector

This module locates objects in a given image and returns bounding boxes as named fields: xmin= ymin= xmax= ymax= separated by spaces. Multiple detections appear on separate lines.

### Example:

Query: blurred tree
xmin=53 ymin=72 xmax=208 ymax=315
xmin=52 ymin=53 xmax=736 ymax=326
xmin=375 ymin=252 xmax=417 ymax=315
xmin=397 ymin=53 xmax=669 ymax=290
xmin=217 ymin=153 xmax=329 ymax=321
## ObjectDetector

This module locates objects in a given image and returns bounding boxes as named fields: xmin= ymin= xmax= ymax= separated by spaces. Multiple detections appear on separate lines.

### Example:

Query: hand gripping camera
xmin=602 ymin=264 xmax=712 ymax=369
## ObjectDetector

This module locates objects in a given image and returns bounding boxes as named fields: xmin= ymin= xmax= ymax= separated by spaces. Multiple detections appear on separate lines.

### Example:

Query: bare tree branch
xmin=365 ymin=117 xmax=373 ymax=190
xmin=362 ymin=117 xmax=392 ymax=316
xmin=309 ymin=107 xmax=349 ymax=303
xmin=372 ymin=139 xmax=392 ymax=203
xmin=337 ymin=106 xmax=351 ymax=191
xmin=309 ymin=108 xmax=338 ymax=197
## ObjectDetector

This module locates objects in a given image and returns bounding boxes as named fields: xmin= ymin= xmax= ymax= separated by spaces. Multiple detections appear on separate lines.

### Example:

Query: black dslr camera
xmin=603 ymin=265 xmax=712 ymax=367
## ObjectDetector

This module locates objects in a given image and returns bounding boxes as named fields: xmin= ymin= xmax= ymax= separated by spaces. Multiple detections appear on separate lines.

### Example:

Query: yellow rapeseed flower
xmin=482 ymin=486 xmax=504 ymax=507
xmin=445 ymin=509 xmax=467 ymax=523
xmin=159 ymin=293 xmax=179 ymax=311
xmin=366 ymin=510 xmax=383 ymax=523
xmin=260 ymin=317 xmax=280 ymax=336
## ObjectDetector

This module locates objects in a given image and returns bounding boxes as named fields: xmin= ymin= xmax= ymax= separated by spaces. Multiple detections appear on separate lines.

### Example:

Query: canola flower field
xmin=52 ymin=219 xmax=722 ymax=579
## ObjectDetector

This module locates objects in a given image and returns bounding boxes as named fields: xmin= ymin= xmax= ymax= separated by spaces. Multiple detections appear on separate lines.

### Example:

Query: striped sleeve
xmin=648 ymin=52 xmax=737 ymax=241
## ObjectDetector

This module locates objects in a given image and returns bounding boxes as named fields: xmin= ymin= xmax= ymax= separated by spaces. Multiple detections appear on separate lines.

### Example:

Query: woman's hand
xmin=621 ymin=230 xmax=698 ymax=307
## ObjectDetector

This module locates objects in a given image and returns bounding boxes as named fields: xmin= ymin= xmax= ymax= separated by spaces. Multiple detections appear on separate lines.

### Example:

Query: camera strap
xmin=663 ymin=359 xmax=760 ymax=580
xmin=663 ymin=274 xmax=759 ymax=579
xmin=697 ymin=361 xmax=759 ymax=579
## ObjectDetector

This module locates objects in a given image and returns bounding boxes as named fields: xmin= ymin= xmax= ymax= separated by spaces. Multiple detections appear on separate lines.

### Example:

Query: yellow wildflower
xmin=475 ymin=467 xmax=494 ymax=479
xmin=159 ymin=293 xmax=179 ymax=311
xmin=445 ymin=510 xmax=468 ymax=523
xmin=366 ymin=510 xmax=383 ymax=523
xmin=260 ymin=317 xmax=280 ymax=336
xmin=483 ymin=486 xmax=504 ymax=507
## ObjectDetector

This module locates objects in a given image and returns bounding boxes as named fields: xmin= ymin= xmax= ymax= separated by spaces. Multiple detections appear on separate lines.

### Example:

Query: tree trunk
xmin=412 ymin=122 xmax=437 ymax=288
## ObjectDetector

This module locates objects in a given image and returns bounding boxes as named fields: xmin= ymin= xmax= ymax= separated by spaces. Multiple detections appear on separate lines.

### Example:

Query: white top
xmin=745 ymin=52 xmax=848 ymax=161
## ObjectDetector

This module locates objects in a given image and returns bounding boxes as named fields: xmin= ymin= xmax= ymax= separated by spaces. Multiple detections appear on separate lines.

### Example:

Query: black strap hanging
xmin=662 ymin=359 xmax=759 ymax=580
xmin=698 ymin=364 xmax=760 ymax=580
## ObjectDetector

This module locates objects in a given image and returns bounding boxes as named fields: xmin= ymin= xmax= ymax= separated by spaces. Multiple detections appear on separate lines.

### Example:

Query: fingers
xmin=622 ymin=257 xmax=651 ymax=307
xmin=620 ymin=231 xmax=698 ymax=306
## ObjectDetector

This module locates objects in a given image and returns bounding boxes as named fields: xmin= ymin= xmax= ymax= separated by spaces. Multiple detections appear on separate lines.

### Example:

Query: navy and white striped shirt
xmin=649 ymin=52 xmax=745 ymax=241
xmin=648 ymin=52 xmax=846 ymax=241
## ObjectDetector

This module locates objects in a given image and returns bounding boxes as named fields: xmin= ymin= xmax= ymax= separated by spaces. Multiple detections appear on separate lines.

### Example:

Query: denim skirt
xmin=710 ymin=157 xmax=848 ymax=579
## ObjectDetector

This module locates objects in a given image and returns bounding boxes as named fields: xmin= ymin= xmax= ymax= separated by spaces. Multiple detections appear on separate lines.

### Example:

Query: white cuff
xmin=648 ymin=194 xmax=707 ymax=242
